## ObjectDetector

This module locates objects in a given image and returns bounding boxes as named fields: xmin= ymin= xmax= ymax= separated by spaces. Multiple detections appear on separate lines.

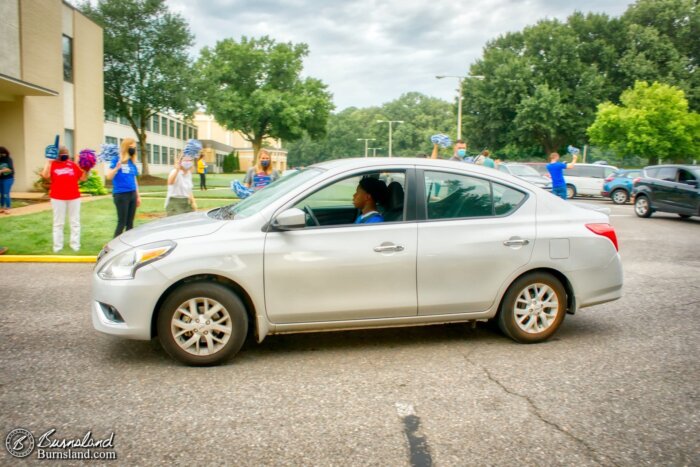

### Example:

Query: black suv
xmin=632 ymin=165 xmax=699 ymax=219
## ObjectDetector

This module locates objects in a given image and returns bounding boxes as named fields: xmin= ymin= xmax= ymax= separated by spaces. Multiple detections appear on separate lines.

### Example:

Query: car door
xmin=416 ymin=170 xmax=535 ymax=315
xmin=263 ymin=169 xmax=418 ymax=324
xmin=673 ymin=169 xmax=699 ymax=213
xmin=652 ymin=167 xmax=679 ymax=209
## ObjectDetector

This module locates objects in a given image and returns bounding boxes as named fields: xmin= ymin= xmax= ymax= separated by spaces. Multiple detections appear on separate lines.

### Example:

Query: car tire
xmin=566 ymin=184 xmax=576 ymax=199
xmin=498 ymin=272 xmax=566 ymax=343
xmin=611 ymin=189 xmax=629 ymax=204
xmin=157 ymin=282 xmax=248 ymax=366
xmin=678 ymin=214 xmax=691 ymax=219
xmin=634 ymin=195 xmax=652 ymax=218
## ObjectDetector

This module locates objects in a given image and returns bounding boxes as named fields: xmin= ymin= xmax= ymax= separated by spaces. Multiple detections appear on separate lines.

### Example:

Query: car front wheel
xmin=498 ymin=273 xmax=566 ymax=343
xmin=157 ymin=282 xmax=248 ymax=366
xmin=611 ymin=189 xmax=629 ymax=204
xmin=566 ymin=185 xmax=576 ymax=199
xmin=634 ymin=195 xmax=652 ymax=218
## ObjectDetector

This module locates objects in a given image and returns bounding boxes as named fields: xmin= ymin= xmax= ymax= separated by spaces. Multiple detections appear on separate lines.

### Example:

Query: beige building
xmin=194 ymin=112 xmax=287 ymax=173
xmin=0 ymin=0 xmax=103 ymax=192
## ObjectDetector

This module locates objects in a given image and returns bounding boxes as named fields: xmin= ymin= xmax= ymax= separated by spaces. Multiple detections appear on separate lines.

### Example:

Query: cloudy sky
xmin=167 ymin=0 xmax=632 ymax=111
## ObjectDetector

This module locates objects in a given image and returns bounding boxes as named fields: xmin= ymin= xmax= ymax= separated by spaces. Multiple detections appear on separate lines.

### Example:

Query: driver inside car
xmin=352 ymin=176 xmax=389 ymax=224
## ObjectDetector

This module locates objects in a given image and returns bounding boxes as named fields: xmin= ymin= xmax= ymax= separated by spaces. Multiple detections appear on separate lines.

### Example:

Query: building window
xmin=153 ymin=144 xmax=160 ymax=164
xmin=146 ymin=143 xmax=152 ymax=163
xmin=152 ymin=115 xmax=159 ymax=134
xmin=169 ymin=147 xmax=175 ymax=165
xmin=64 ymin=129 xmax=74 ymax=155
xmin=105 ymin=111 xmax=117 ymax=122
xmin=176 ymin=122 xmax=182 ymax=140
xmin=194 ymin=128 xmax=198 ymax=139
xmin=62 ymin=35 xmax=73 ymax=82
xmin=161 ymin=146 xmax=167 ymax=165
xmin=119 ymin=115 xmax=129 ymax=126
xmin=169 ymin=120 xmax=175 ymax=138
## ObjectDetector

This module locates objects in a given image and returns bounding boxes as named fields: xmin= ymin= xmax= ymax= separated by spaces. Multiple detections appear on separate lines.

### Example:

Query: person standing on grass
xmin=106 ymin=138 xmax=141 ymax=237
xmin=0 ymin=146 xmax=15 ymax=214
xmin=197 ymin=154 xmax=207 ymax=191
xmin=547 ymin=151 xmax=578 ymax=200
xmin=41 ymin=145 xmax=88 ymax=252
xmin=165 ymin=153 xmax=197 ymax=216
xmin=243 ymin=149 xmax=279 ymax=191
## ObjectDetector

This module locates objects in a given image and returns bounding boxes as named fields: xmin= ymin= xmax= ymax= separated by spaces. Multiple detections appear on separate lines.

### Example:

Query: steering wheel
xmin=303 ymin=205 xmax=320 ymax=227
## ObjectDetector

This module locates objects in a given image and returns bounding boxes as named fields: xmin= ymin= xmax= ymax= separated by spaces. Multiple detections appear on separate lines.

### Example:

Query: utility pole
xmin=436 ymin=75 xmax=485 ymax=141
xmin=357 ymin=138 xmax=376 ymax=158
xmin=376 ymin=120 xmax=404 ymax=157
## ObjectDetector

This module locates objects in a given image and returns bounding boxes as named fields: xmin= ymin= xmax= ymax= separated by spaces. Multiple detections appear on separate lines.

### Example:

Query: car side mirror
xmin=272 ymin=208 xmax=306 ymax=230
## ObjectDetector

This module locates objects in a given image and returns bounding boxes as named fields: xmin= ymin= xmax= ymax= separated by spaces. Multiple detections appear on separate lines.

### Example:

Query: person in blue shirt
xmin=353 ymin=176 xmax=389 ymax=224
xmin=547 ymin=152 xmax=578 ymax=200
xmin=106 ymin=138 xmax=141 ymax=237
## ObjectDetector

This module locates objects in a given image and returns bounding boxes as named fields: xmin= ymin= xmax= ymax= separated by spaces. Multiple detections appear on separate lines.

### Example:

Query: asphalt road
xmin=1 ymin=200 xmax=699 ymax=466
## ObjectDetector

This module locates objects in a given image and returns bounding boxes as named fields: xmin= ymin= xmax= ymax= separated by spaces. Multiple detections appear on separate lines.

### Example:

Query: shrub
xmin=79 ymin=170 xmax=108 ymax=195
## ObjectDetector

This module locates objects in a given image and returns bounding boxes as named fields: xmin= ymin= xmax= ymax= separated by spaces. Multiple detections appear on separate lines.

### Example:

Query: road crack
xmin=463 ymin=351 xmax=619 ymax=467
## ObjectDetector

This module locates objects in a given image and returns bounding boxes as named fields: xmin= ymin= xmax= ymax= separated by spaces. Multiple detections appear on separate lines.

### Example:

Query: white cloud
xmin=170 ymin=0 xmax=631 ymax=110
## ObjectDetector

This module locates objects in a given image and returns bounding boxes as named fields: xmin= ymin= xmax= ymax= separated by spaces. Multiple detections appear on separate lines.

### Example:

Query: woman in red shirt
xmin=41 ymin=146 xmax=88 ymax=253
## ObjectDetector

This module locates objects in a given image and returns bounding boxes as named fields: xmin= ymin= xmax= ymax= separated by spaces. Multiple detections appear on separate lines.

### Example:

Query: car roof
xmin=643 ymin=164 xmax=697 ymax=169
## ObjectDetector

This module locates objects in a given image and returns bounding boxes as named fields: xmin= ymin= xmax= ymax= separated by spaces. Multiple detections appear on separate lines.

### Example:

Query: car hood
xmin=119 ymin=210 xmax=226 ymax=246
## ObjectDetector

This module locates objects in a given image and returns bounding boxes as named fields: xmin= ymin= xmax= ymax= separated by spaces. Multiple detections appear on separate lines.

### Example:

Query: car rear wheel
xmin=498 ymin=273 xmax=566 ymax=343
xmin=157 ymin=282 xmax=248 ymax=366
xmin=566 ymin=184 xmax=576 ymax=199
xmin=634 ymin=195 xmax=652 ymax=218
xmin=611 ymin=189 xmax=629 ymax=204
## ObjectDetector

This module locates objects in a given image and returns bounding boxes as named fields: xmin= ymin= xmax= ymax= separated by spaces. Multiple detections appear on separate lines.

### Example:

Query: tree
xmin=80 ymin=0 xmax=197 ymax=175
xmin=587 ymin=81 xmax=700 ymax=165
xmin=197 ymin=36 xmax=334 ymax=158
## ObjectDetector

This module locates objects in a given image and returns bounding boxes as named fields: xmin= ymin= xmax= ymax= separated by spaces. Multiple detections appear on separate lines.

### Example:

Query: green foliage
xmin=196 ymin=36 xmax=334 ymax=157
xmin=79 ymin=170 xmax=109 ymax=195
xmin=33 ymin=168 xmax=50 ymax=194
xmin=80 ymin=0 xmax=197 ymax=175
xmin=222 ymin=152 xmax=240 ymax=174
xmin=587 ymin=81 xmax=700 ymax=164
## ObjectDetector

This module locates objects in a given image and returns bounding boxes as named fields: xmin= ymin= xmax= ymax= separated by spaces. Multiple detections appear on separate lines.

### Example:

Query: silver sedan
xmin=92 ymin=158 xmax=623 ymax=365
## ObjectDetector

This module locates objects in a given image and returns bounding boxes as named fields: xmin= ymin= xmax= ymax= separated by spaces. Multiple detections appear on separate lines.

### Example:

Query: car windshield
xmin=508 ymin=165 xmax=540 ymax=177
xmin=218 ymin=168 xmax=324 ymax=219
xmin=689 ymin=167 xmax=700 ymax=178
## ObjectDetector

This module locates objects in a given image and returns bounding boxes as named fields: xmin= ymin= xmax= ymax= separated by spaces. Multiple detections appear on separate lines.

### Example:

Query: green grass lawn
xmin=0 ymin=197 xmax=235 ymax=255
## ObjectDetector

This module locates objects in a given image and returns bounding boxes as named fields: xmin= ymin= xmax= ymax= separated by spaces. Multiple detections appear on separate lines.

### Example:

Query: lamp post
xmin=357 ymin=138 xmax=376 ymax=158
xmin=368 ymin=147 xmax=383 ymax=157
xmin=436 ymin=75 xmax=484 ymax=141
xmin=376 ymin=120 xmax=404 ymax=157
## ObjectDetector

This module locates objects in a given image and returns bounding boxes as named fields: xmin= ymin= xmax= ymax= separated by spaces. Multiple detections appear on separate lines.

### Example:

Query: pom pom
xmin=78 ymin=149 xmax=97 ymax=171
xmin=567 ymin=145 xmax=580 ymax=155
xmin=183 ymin=139 xmax=202 ymax=157
xmin=431 ymin=134 xmax=452 ymax=148
xmin=98 ymin=144 xmax=119 ymax=164
xmin=231 ymin=180 xmax=253 ymax=199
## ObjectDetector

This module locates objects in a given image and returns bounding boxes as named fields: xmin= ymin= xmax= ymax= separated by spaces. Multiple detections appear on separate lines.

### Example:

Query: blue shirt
xmin=355 ymin=211 xmax=384 ymax=224
xmin=547 ymin=161 xmax=567 ymax=188
xmin=110 ymin=159 xmax=139 ymax=194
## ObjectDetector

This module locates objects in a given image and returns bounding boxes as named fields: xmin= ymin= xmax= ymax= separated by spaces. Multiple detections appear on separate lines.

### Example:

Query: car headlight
xmin=97 ymin=241 xmax=176 ymax=280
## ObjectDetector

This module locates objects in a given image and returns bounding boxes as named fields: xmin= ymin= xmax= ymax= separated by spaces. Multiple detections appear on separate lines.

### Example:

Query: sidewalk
xmin=4 ymin=193 xmax=110 ymax=217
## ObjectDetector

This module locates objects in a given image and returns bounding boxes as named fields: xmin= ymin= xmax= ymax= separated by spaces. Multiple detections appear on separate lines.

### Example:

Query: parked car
xmin=92 ymin=158 xmax=623 ymax=365
xmin=602 ymin=169 xmax=642 ymax=204
xmin=632 ymin=164 xmax=699 ymax=219
xmin=497 ymin=163 xmax=552 ymax=190
xmin=562 ymin=163 xmax=618 ymax=199
xmin=521 ymin=162 xmax=550 ymax=177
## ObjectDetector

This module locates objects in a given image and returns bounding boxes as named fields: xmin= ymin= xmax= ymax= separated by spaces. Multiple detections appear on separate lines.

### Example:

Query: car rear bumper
xmin=601 ymin=191 xmax=610 ymax=197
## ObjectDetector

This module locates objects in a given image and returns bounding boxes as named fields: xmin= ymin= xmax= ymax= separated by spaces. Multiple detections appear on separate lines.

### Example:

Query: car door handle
xmin=374 ymin=243 xmax=404 ymax=253
xmin=503 ymin=239 xmax=529 ymax=247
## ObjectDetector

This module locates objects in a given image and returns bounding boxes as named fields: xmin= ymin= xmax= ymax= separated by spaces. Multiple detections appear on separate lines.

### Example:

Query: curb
xmin=0 ymin=255 xmax=96 ymax=263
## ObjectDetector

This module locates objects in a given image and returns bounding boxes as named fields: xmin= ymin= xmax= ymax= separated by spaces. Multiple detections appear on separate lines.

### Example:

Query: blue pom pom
xmin=431 ymin=134 xmax=452 ymax=148
xmin=567 ymin=145 xmax=580 ymax=155
xmin=231 ymin=180 xmax=253 ymax=199
xmin=183 ymin=139 xmax=202 ymax=157
xmin=98 ymin=144 xmax=119 ymax=163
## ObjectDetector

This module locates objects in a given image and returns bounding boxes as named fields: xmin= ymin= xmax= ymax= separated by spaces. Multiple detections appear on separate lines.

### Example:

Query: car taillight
xmin=586 ymin=223 xmax=619 ymax=251
xmin=604 ymin=176 xmax=614 ymax=182
xmin=632 ymin=177 xmax=641 ymax=186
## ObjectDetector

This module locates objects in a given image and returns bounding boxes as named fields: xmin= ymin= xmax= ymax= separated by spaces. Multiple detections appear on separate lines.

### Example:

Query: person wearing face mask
xmin=243 ymin=149 xmax=280 ymax=191
xmin=106 ymin=138 xmax=141 ymax=237
xmin=165 ymin=153 xmax=197 ymax=216
xmin=431 ymin=139 xmax=469 ymax=162
xmin=41 ymin=146 xmax=88 ymax=252
xmin=0 ymin=146 xmax=15 ymax=214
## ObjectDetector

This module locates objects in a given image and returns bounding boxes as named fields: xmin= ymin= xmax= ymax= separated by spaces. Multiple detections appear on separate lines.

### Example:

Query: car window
xmin=508 ymin=165 xmax=540 ymax=177
xmin=656 ymin=167 xmax=678 ymax=181
xmin=498 ymin=165 xmax=509 ymax=173
xmin=493 ymin=183 xmax=526 ymax=215
xmin=644 ymin=167 xmax=659 ymax=178
xmin=678 ymin=169 xmax=697 ymax=184
xmin=424 ymin=171 xmax=492 ymax=219
xmin=603 ymin=167 xmax=616 ymax=178
xmin=293 ymin=171 xmax=406 ymax=226
xmin=625 ymin=170 xmax=641 ymax=179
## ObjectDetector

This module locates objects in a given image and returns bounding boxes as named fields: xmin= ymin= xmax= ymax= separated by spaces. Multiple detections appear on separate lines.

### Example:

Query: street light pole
xmin=368 ymin=147 xmax=383 ymax=157
xmin=357 ymin=138 xmax=376 ymax=158
xmin=436 ymin=74 xmax=484 ymax=142
xmin=376 ymin=120 xmax=404 ymax=157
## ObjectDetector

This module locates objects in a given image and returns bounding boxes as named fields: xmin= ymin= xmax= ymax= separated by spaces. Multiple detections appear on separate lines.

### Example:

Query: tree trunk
xmin=252 ymin=137 xmax=263 ymax=160
xmin=138 ymin=130 xmax=149 ymax=176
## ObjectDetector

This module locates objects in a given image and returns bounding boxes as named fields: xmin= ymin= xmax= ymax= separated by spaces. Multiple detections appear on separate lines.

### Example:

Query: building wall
xmin=0 ymin=0 xmax=21 ymax=80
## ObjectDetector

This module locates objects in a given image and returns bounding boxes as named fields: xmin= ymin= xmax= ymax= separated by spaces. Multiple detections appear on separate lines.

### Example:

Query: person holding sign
xmin=243 ymin=149 xmax=279 ymax=191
